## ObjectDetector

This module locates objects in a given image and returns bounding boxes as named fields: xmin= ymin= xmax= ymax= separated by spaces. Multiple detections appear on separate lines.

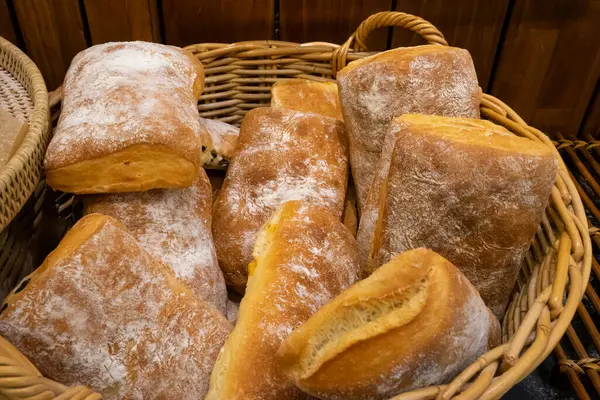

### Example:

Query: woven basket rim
xmin=10 ymin=10 xmax=595 ymax=400
xmin=0 ymin=36 xmax=49 ymax=231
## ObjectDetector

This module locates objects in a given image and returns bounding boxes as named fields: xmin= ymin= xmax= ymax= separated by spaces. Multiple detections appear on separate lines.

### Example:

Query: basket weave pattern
xmin=4 ymin=11 xmax=594 ymax=400
xmin=0 ymin=37 xmax=49 ymax=231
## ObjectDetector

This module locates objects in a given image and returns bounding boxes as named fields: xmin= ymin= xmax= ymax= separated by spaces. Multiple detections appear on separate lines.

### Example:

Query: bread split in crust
xmin=206 ymin=201 xmax=360 ymax=400
xmin=276 ymin=248 xmax=500 ymax=400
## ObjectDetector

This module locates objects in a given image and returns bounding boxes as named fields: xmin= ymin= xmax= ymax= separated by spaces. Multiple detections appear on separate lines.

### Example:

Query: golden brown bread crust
xmin=213 ymin=107 xmax=349 ymax=293
xmin=337 ymin=45 xmax=481 ymax=210
xmin=276 ymin=248 xmax=500 ymax=400
xmin=83 ymin=169 xmax=227 ymax=313
xmin=45 ymin=42 xmax=207 ymax=194
xmin=0 ymin=214 xmax=232 ymax=399
xmin=357 ymin=114 xmax=557 ymax=316
xmin=271 ymin=79 xmax=343 ymax=121
xmin=206 ymin=201 xmax=361 ymax=400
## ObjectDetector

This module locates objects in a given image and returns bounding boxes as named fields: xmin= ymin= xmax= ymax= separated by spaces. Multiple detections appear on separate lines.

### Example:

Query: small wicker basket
xmin=0 ymin=11 xmax=593 ymax=400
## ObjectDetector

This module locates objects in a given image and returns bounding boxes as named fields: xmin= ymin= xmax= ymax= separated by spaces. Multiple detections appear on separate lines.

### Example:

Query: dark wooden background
xmin=1 ymin=0 xmax=599 ymax=139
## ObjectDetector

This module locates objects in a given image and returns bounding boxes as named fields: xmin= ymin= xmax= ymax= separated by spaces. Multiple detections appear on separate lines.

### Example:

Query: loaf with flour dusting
xmin=45 ymin=42 xmax=209 ymax=194
xmin=276 ymin=248 xmax=500 ymax=400
xmin=206 ymin=201 xmax=360 ymax=400
xmin=271 ymin=79 xmax=343 ymax=121
xmin=213 ymin=107 xmax=349 ymax=293
xmin=0 ymin=214 xmax=232 ymax=399
xmin=337 ymin=45 xmax=481 ymax=209
xmin=357 ymin=114 xmax=557 ymax=316
xmin=83 ymin=168 xmax=227 ymax=313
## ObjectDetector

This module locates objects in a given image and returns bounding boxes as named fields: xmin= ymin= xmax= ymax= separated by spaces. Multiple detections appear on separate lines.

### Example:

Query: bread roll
xmin=271 ymin=79 xmax=343 ymax=121
xmin=83 ymin=168 xmax=227 ymax=313
xmin=337 ymin=45 xmax=481 ymax=209
xmin=0 ymin=109 xmax=28 ymax=166
xmin=206 ymin=201 xmax=360 ymax=400
xmin=200 ymin=117 xmax=240 ymax=169
xmin=0 ymin=214 xmax=232 ymax=399
xmin=45 ymin=42 xmax=208 ymax=194
xmin=276 ymin=248 xmax=500 ymax=400
xmin=213 ymin=107 xmax=349 ymax=293
xmin=358 ymin=114 xmax=557 ymax=316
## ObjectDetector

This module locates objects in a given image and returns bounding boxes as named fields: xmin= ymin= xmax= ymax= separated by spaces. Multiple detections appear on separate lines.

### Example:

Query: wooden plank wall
xmin=1 ymin=0 xmax=599 ymax=138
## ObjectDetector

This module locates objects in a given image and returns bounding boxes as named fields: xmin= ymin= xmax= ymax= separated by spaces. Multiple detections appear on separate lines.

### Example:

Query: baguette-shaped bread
xmin=276 ymin=248 xmax=500 ymax=400
xmin=358 ymin=114 xmax=557 ymax=316
xmin=271 ymin=79 xmax=343 ymax=121
xmin=0 ymin=214 xmax=232 ymax=399
xmin=45 ymin=42 xmax=208 ymax=194
xmin=337 ymin=45 xmax=481 ymax=209
xmin=200 ymin=117 xmax=240 ymax=169
xmin=206 ymin=201 xmax=360 ymax=400
xmin=213 ymin=108 xmax=349 ymax=293
xmin=83 ymin=168 xmax=227 ymax=313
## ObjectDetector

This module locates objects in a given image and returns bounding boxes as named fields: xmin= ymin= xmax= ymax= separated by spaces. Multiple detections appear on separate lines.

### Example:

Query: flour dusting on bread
xmin=337 ymin=45 xmax=481 ymax=208
xmin=206 ymin=201 xmax=360 ymax=400
xmin=84 ymin=170 xmax=227 ymax=313
xmin=46 ymin=42 xmax=205 ymax=170
xmin=0 ymin=216 xmax=231 ymax=399
xmin=213 ymin=108 xmax=349 ymax=292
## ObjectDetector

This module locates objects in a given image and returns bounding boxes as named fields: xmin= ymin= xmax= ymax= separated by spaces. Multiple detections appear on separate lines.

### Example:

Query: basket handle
xmin=333 ymin=11 xmax=448 ymax=74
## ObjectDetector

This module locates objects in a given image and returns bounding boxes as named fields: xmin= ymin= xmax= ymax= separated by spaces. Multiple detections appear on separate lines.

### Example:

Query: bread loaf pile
xmin=0 ymin=41 xmax=556 ymax=400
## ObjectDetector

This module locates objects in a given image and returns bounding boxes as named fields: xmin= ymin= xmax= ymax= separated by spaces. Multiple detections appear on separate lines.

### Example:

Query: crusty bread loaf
xmin=358 ymin=114 xmax=557 ymax=316
xmin=213 ymin=107 xmax=349 ymax=293
xmin=337 ymin=45 xmax=481 ymax=209
xmin=200 ymin=117 xmax=240 ymax=169
xmin=83 ymin=168 xmax=227 ymax=313
xmin=271 ymin=79 xmax=343 ymax=121
xmin=276 ymin=248 xmax=500 ymax=400
xmin=206 ymin=201 xmax=360 ymax=400
xmin=0 ymin=214 xmax=232 ymax=400
xmin=45 ymin=42 xmax=208 ymax=194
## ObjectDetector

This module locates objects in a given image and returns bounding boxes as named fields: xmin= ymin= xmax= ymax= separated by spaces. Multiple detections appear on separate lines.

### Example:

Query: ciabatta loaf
xmin=337 ymin=45 xmax=481 ymax=209
xmin=84 ymin=168 xmax=227 ymax=313
xmin=213 ymin=108 xmax=348 ymax=293
xmin=276 ymin=248 xmax=500 ymax=400
xmin=45 ymin=42 xmax=208 ymax=194
xmin=271 ymin=79 xmax=343 ymax=121
xmin=0 ymin=214 xmax=231 ymax=399
xmin=206 ymin=201 xmax=360 ymax=400
xmin=358 ymin=114 xmax=557 ymax=316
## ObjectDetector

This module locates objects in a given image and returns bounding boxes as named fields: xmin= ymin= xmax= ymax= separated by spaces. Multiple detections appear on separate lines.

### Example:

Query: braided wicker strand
xmin=560 ymin=358 xmax=600 ymax=374
xmin=332 ymin=11 xmax=448 ymax=74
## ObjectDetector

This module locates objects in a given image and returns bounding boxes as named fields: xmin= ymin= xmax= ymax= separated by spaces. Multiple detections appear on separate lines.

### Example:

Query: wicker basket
xmin=0 ymin=39 xmax=51 ymax=321
xmin=0 ymin=11 xmax=593 ymax=400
